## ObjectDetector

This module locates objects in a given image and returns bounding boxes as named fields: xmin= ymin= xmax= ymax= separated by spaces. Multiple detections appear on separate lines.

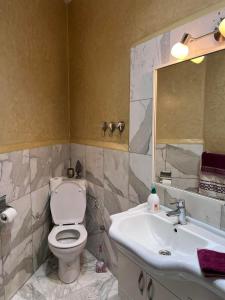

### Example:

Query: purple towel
xmin=197 ymin=249 xmax=225 ymax=277
xmin=201 ymin=152 xmax=225 ymax=176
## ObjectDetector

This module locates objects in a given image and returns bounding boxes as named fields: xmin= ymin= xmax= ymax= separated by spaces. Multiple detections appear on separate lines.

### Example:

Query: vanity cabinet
xmin=118 ymin=250 xmax=223 ymax=300
xmin=118 ymin=251 xmax=179 ymax=300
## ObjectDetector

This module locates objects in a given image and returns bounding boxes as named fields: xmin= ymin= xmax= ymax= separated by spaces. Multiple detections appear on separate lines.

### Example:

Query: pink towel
xmin=197 ymin=249 xmax=225 ymax=277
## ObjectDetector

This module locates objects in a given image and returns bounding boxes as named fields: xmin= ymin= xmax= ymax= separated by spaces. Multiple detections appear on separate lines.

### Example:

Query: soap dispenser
xmin=147 ymin=185 xmax=160 ymax=212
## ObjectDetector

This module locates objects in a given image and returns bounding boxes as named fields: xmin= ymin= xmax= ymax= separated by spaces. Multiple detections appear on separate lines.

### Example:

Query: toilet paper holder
xmin=0 ymin=195 xmax=12 ymax=214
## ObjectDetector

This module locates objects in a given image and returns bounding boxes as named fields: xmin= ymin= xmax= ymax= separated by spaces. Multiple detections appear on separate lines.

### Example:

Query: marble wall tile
xmin=85 ymin=146 xmax=103 ymax=187
xmin=155 ymin=144 xmax=166 ymax=179
xmin=30 ymin=146 xmax=52 ymax=192
xmin=0 ymin=150 xmax=30 ymax=203
xmin=129 ymin=153 xmax=152 ymax=204
xmin=220 ymin=204 xmax=225 ymax=231
xmin=163 ymin=186 xmax=223 ymax=228
xmin=1 ymin=194 xmax=32 ymax=258
xmin=129 ymin=100 xmax=152 ymax=155
xmin=165 ymin=144 xmax=203 ymax=179
xmin=130 ymin=38 xmax=162 ymax=102
xmin=32 ymin=221 xmax=50 ymax=272
xmin=3 ymin=236 xmax=33 ymax=300
xmin=0 ymin=258 xmax=4 ymax=300
xmin=52 ymin=144 xmax=70 ymax=178
xmin=31 ymin=185 xmax=50 ymax=232
xmin=104 ymin=149 xmax=129 ymax=198
xmin=171 ymin=178 xmax=199 ymax=193
xmin=70 ymin=143 xmax=86 ymax=177
xmin=103 ymin=190 xmax=130 ymax=232
xmin=86 ymin=182 xmax=105 ymax=235
xmin=102 ymin=232 xmax=118 ymax=277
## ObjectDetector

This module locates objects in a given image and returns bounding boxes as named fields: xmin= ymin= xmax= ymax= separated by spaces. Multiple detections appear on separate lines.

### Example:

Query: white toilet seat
xmin=48 ymin=224 xmax=87 ymax=249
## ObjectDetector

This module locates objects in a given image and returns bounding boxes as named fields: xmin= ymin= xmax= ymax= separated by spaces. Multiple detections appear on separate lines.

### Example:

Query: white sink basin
xmin=109 ymin=204 xmax=225 ymax=297
xmin=119 ymin=212 xmax=208 ymax=257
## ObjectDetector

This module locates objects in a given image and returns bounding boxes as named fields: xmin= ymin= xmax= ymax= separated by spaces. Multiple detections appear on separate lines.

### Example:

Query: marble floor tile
xmin=30 ymin=147 xmax=52 ymax=192
xmin=12 ymin=250 xmax=118 ymax=300
xmin=86 ymin=146 xmax=103 ymax=187
xmin=1 ymin=194 xmax=32 ymax=257
xmin=129 ymin=99 xmax=152 ymax=155
xmin=0 ymin=150 xmax=30 ymax=203
xmin=70 ymin=144 xmax=86 ymax=177
xmin=52 ymin=144 xmax=70 ymax=178
xmin=31 ymin=185 xmax=50 ymax=232
xmin=104 ymin=149 xmax=129 ymax=198
xmin=3 ymin=236 xmax=33 ymax=300
xmin=129 ymin=153 xmax=152 ymax=204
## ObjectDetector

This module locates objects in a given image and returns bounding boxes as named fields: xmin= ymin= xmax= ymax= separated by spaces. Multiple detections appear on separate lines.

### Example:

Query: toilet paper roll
xmin=0 ymin=207 xmax=17 ymax=224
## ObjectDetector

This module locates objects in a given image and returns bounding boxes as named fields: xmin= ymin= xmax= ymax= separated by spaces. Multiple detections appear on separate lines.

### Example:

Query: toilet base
xmin=58 ymin=256 xmax=80 ymax=283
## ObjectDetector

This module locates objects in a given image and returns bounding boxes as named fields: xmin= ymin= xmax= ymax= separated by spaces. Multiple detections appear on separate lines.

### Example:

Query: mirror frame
xmin=152 ymin=51 xmax=225 ymax=198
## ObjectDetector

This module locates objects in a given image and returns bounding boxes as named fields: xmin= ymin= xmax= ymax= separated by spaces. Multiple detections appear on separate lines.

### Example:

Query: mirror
xmin=155 ymin=49 xmax=225 ymax=200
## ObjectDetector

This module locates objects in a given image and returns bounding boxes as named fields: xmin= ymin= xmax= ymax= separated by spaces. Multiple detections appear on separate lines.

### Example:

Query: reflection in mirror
xmin=155 ymin=49 xmax=225 ymax=200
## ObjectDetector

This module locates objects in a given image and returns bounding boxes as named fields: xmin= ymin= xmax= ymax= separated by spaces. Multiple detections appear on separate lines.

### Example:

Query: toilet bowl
xmin=48 ymin=177 xmax=87 ymax=283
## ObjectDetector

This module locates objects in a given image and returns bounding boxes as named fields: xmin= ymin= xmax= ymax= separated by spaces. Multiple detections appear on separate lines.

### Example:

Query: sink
xmin=109 ymin=204 xmax=225 ymax=297
xmin=119 ymin=212 xmax=208 ymax=257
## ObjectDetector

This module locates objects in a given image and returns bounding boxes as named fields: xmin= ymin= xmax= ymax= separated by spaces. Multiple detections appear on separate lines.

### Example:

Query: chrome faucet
xmin=166 ymin=200 xmax=187 ymax=225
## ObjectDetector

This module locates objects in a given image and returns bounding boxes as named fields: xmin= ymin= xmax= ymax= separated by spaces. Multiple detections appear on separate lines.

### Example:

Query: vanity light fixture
xmin=171 ymin=18 xmax=225 ymax=60
xmin=190 ymin=56 xmax=205 ymax=64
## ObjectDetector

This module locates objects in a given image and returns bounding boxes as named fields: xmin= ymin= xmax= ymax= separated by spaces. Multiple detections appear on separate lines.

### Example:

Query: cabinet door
xmin=118 ymin=252 xmax=147 ymax=300
xmin=146 ymin=275 xmax=180 ymax=300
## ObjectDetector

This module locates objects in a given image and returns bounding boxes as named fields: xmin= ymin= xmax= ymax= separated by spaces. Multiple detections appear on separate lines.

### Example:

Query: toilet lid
xmin=50 ymin=182 xmax=86 ymax=225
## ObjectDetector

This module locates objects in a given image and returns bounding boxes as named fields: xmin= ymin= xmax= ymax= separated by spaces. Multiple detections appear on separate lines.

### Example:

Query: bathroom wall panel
xmin=0 ymin=144 xmax=69 ymax=299
xmin=71 ymin=143 xmax=154 ymax=276
xmin=103 ymin=149 xmax=129 ymax=198
xmin=129 ymin=99 xmax=152 ymax=155
xmin=0 ymin=0 xmax=69 ymax=153
xmin=0 ymin=260 xmax=4 ymax=300
xmin=129 ymin=153 xmax=152 ymax=204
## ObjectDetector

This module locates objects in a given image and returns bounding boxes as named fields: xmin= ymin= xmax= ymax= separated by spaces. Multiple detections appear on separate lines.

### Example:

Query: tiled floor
xmin=12 ymin=250 xmax=119 ymax=300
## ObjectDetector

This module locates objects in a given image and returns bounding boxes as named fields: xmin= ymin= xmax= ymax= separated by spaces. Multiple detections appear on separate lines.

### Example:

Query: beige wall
xmin=1 ymin=0 xmax=225 ymax=153
xmin=156 ymin=60 xmax=206 ymax=144
xmin=0 ymin=0 xmax=69 ymax=153
xmin=68 ymin=0 xmax=224 ymax=150
xmin=204 ymin=50 xmax=225 ymax=154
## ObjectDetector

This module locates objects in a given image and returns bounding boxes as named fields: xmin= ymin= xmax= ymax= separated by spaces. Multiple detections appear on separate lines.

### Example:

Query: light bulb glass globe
xmin=191 ymin=56 xmax=205 ymax=64
xmin=219 ymin=18 xmax=225 ymax=37
xmin=171 ymin=42 xmax=189 ymax=60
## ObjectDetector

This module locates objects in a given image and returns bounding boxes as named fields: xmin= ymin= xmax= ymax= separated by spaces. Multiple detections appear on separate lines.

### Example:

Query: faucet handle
xmin=170 ymin=199 xmax=185 ymax=208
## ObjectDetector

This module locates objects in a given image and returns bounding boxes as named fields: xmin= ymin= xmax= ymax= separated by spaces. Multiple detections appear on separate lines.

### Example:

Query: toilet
xmin=48 ymin=177 xmax=87 ymax=283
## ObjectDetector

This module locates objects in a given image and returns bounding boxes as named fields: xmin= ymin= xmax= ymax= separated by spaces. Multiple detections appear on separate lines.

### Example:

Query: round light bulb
xmin=171 ymin=42 xmax=189 ymax=60
xmin=219 ymin=18 xmax=225 ymax=37
xmin=190 ymin=56 xmax=205 ymax=64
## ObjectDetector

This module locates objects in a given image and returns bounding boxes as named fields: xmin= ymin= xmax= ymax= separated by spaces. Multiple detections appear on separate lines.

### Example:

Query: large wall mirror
xmin=155 ymin=49 xmax=225 ymax=201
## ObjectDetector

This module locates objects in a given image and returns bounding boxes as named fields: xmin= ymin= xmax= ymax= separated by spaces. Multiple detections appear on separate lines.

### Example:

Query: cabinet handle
xmin=147 ymin=278 xmax=153 ymax=300
xmin=138 ymin=271 xmax=144 ymax=295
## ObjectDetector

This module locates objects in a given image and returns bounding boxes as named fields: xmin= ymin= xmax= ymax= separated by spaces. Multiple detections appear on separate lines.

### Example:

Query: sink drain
xmin=159 ymin=249 xmax=171 ymax=256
